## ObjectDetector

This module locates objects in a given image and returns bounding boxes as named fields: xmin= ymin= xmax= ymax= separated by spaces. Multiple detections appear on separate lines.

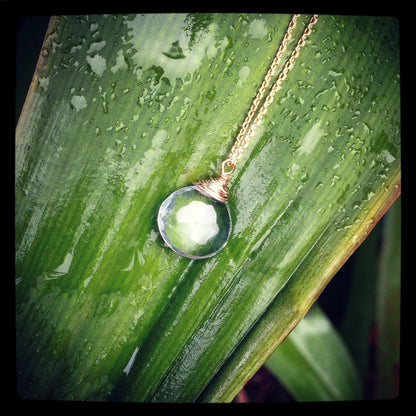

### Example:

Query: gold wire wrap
xmin=193 ymin=174 xmax=231 ymax=204
xmin=193 ymin=160 xmax=234 ymax=203
xmin=194 ymin=14 xmax=319 ymax=203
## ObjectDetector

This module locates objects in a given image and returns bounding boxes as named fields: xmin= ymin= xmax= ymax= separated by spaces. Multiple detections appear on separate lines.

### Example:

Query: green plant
xmin=16 ymin=14 xmax=400 ymax=402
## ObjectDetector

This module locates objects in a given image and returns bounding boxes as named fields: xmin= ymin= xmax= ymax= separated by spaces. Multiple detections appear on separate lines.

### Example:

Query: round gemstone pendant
xmin=157 ymin=186 xmax=232 ymax=259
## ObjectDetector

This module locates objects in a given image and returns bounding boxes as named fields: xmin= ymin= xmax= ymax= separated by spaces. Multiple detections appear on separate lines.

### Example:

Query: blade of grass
xmin=265 ymin=305 xmax=362 ymax=401
xmin=341 ymin=197 xmax=400 ymax=399
xmin=341 ymin=218 xmax=381 ymax=383
xmin=374 ymin=196 xmax=400 ymax=399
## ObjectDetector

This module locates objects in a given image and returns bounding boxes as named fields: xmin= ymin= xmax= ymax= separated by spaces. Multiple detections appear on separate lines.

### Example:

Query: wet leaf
xmin=16 ymin=14 xmax=400 ymax=402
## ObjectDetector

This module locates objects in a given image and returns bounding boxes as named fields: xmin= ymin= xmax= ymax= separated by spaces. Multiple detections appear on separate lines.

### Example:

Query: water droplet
xmin=248 ymin=18 xmax=268 ymax=39
xmin=300 ymin=173 xmax=310 ymax=183
xmin=86 ymin=54 xmax=107 ymax=77
xmin=331 ymin=174 xmax=341 ymax=187
xmin=70 ymin=95 xmax=87 ymax=112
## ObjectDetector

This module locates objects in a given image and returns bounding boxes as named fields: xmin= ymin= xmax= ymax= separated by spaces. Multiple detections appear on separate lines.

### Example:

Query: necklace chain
xmin=223 ymin=14 xmax=319 ymax=173
xmin=194 ymin=14 xmax=318 ymax=203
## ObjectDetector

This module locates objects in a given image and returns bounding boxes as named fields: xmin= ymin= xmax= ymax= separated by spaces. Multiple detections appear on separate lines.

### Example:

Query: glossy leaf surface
xmin=16 ymin=14 xmax=400 ymax=401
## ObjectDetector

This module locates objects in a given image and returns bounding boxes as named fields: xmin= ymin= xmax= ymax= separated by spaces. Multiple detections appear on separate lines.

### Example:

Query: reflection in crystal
xmin=176 ymin=201 xmax=219 ymax=245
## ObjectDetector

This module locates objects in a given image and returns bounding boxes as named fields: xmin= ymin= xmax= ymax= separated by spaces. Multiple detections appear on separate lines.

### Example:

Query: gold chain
xmin=194 ymin=14 xmax=318 ymax=203
xmin=223 ymin=14 xmax=319 ymax=174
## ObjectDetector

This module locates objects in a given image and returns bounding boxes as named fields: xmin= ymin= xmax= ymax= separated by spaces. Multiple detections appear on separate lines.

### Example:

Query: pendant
xmin=157 ymin=170 xmax=232 ymax=259
xmin=156 ymin=14 xmax=320 ymax=259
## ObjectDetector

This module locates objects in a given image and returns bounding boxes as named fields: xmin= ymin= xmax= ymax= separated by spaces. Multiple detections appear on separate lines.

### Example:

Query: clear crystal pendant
xmin=157 ymin=183 xmax=232 ymax=259
xmin=157 ymin=15 xmax=319 ymax=259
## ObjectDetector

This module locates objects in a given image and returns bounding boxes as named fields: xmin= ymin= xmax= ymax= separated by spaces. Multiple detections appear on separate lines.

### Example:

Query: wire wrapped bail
xmin=193 ymin=160 xmax=235 ymax=203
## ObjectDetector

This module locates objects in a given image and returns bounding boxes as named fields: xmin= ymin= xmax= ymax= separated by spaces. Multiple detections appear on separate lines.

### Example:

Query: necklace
xmin=158 ymin=14 xmax=319 ymax=259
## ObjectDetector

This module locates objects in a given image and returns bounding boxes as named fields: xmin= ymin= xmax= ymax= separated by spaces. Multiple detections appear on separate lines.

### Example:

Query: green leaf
xmin=265 ymin=305 xmax=362 ymax=401
xmin=16 ymin=14 xmax=400 ymax=402
xmin=341 ymin=212 xmax=381 ymax=381
xmin=374 ymin=197 xmax=400 ymax=399
xmin=340 ymin=196 xmax=400 ymax=399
